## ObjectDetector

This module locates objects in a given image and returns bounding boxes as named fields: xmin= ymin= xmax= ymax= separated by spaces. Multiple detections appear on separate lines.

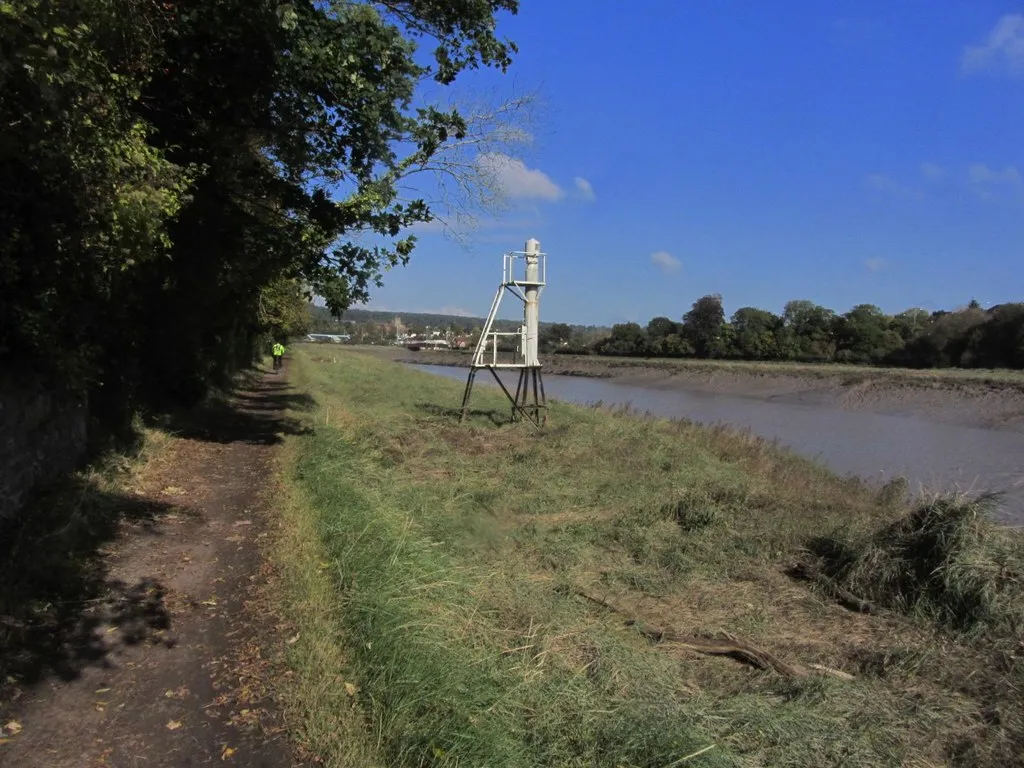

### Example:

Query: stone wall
xmin=0 ymin=372 xmax=88 ymax=523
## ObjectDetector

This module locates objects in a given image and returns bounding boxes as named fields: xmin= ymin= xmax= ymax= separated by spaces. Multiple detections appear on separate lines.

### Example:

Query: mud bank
xmin=350 ymin=346 xmax=1024 ymax=433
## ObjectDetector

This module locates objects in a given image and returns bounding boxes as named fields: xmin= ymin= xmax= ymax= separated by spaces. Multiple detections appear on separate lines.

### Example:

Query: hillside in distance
xmin=308 ymin=305 xmax=608 ymax=336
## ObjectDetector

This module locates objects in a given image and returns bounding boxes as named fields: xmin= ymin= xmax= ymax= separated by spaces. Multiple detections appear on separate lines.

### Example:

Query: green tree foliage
xmin=895 ymin=307 xmax=988 ymax=368
xmin=539 ymin=322 xmax=572 ymax=352
xmin=729 ymin=307 xmax=782 ymax=360
xmin=833 ymin=304 xmax=903 ymax=364
xmin=892 ymin=308 xmax=930 ymax=341
xmin=594 ymin=323 xmax=648 ymax=356
xmin=2 ymin=0 xmax=519 ymax=431
xmin=587 ymin=298 xmax=1024 ymax=371
xmin=780 ymin=300 xmax=836 ymax=361
xmin=1 ymin=0 xmax=193 ymax=387
xmin=681 ymin=294 xmax=726 ymax=358
xmin=644 ymin=316 xmax=691 ymax=357
xmin=646 ymin=316 xmax=679 ymax=341
xmin=259 ymin=278 xmax=312 ymax=343
xmin=964 ymin=304 xmax=1024 ymax=369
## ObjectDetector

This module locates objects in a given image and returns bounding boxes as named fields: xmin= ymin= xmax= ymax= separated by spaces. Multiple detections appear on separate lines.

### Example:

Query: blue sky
xmin=361 ymin=1 xmax=1024 ymax=326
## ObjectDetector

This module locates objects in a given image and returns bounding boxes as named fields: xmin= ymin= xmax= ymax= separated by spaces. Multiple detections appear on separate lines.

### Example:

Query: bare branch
xmin=393 ymin=86 xmax=542 ymax=240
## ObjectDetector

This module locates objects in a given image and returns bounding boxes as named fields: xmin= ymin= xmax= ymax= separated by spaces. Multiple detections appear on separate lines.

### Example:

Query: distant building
xmin=405 ymin=338 xmax=450 ymax=351
xmin=306 ymin=333 xmax=351 ymax=343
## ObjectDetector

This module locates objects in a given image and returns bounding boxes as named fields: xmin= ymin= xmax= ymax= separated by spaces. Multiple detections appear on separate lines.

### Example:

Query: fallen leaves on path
xmin=3 ymin=720 xmax=22 ymax=736
xmin=165 ymin=720 xmax=182 ymax=731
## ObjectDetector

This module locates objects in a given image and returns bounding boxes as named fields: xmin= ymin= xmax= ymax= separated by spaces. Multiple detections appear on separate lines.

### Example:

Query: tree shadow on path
xmin=0 ymin=478 xmax=179 ymax=698
xmin=146 ymin=373 xmax=313 ymax=446
xmin=0 ymin=370 xmax=305 ymax=708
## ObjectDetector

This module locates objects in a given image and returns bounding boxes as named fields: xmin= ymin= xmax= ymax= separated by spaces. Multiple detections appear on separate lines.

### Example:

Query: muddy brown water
xmin=412 ymin=364 xmax=1024 ymax=524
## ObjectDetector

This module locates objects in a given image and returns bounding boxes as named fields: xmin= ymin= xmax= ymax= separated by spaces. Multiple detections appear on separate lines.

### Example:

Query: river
xmin=411 ymin=363 xmax=1024 ymax=524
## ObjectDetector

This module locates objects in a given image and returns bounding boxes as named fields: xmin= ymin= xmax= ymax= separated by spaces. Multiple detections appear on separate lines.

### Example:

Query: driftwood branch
xmin=628 ymin=621 xmax=809 ymax=678
xmin=575 ymin=590 xmax=853 ymax=681
xmin=811 ymin=573 xmax=878 ymax=614
xmin=789 ymin=562 xmax=879 ymax=614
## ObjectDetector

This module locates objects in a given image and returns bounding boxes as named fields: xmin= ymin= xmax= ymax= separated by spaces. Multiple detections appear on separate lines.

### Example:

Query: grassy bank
xmin=276 ymin=348 xmax=1024 ymax=767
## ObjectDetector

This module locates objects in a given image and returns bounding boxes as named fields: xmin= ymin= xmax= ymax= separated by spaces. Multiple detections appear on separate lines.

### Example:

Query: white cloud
xmin=864 ymin=257 xmax=888 ymax=273
xmin=831 ymin=17 xmax=891 ymax=45
xmin=968 ymin=163 xmax=1023 ymax=201
xmin=407 ymin=218 xmax=447 ymax=234
xmin=865 ymin=173 xmax=901 ymax=193
xmin=864 ymin=173 xmax=923 ymax=199
xmin=573 ymin=176 xmax=596 ymax=201
xmin=437 ymin=306 xmax=475 ymax=317
xmin=476 ymin=153 xmax=564 ymax=201
xmin=962 ymin=14 xmax=1024 ymax=74
xmin=920 ymin=162 xmax=946 ymax=181
xmin=968 ymin=163 xmax=1022 ymax=186
xmin=650 ymin=250 xmax=681 ymax=274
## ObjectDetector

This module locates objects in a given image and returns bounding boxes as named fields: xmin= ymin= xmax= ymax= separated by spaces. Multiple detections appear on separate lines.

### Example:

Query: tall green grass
xmin=292 ymin=415 xmax=731 ymax=767
xmin=277 ymin=348 xmax=1024 ymax=767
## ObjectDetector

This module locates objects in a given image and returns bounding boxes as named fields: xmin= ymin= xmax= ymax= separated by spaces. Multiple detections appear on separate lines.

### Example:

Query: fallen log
xmin=629 ymin=621 xmax=808 ymax=678
xmin=788 ymin=561 xmax=879 ymax=615
xmin=812 ymin=573 xmax=878 ymax=615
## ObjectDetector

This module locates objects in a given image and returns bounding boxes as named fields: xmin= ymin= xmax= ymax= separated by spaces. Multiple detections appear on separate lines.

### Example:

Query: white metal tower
xmin=460 ymin=238 xmax=548 ymax=425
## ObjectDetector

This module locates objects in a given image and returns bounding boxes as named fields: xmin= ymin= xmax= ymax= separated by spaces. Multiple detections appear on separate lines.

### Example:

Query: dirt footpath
xmin=1 ymin=369 xmax=307 ymax=767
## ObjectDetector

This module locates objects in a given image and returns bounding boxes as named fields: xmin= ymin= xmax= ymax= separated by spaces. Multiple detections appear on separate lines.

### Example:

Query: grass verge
xmin=275 ymin=347 xmax=1024 ymax=767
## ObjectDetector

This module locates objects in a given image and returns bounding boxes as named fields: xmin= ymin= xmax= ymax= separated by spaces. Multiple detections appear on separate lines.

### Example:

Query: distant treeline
xmin=316 ymin=298 xmax=1024 ymax=370
xmin=585 ymin=296 xmax=1024 ymax=369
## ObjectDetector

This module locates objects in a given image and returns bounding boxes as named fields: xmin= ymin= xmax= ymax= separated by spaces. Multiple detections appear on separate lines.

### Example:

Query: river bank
xmin=275 ymin=348 xmax=1024 ymax=767
xmin=355 ymin=346 xmax=1024 ymax=433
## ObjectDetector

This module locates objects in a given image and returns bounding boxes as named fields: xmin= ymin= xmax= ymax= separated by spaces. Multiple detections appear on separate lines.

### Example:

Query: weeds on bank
xmin=280 ymin=348 xmax=1024 ymax=768
xmin=804 ymin=493 xmax=1024 ymax=636
xmin=799 ymin=493 xmax=1024 ymax=765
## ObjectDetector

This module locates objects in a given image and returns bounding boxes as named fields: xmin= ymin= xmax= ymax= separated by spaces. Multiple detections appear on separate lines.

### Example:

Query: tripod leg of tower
xmin=532 ymin=368 xmax=548 ymax=428
xmin=536 ymin=368 xmax=548 ymax=426
xmin=513 ymin=368 xmax=527 ymax=421
xmin=459 ymin=368 xmax=477 ymax=423
xmin=487 ymin=366 xmax=532 ymax=423
xmin=530 ymin=367 xmax=544 ymax=425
